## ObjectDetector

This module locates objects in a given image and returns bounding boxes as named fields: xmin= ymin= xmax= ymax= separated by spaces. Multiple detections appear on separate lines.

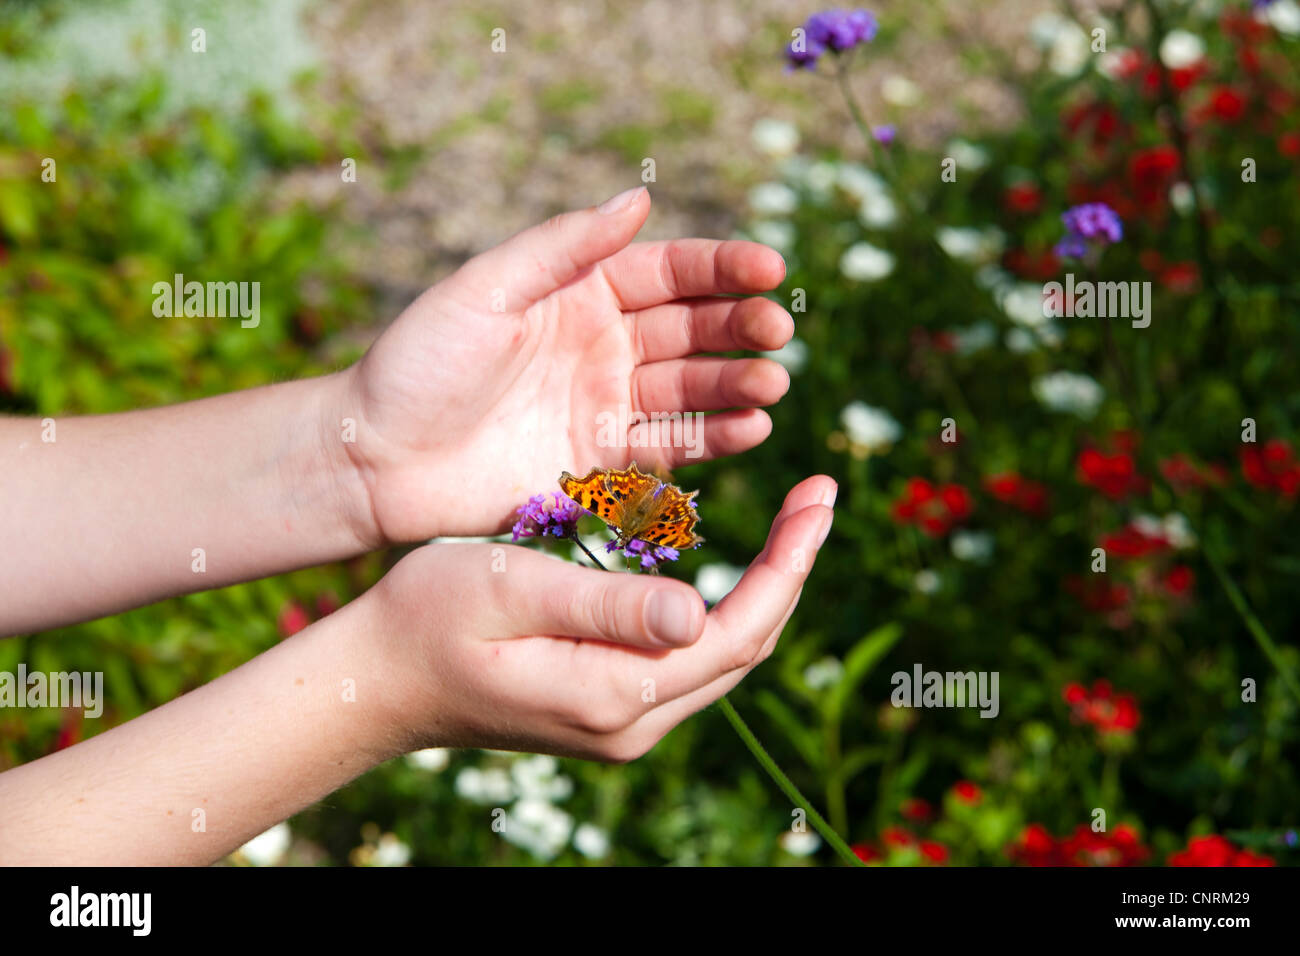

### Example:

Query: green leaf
xmin=829 ymin=622 xmax=903 ymax=720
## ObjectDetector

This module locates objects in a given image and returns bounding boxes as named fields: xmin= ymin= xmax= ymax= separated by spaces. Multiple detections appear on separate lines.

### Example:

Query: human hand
xmin=333 ymin=187 xmax=794 ymax=545
xmin=363 ymin=475 xmax=835 ymax=761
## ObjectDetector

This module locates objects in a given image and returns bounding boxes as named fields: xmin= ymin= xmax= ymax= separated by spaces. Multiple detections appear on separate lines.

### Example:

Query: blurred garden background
xmin=2 ymin=0 xmax=1298 ymax=865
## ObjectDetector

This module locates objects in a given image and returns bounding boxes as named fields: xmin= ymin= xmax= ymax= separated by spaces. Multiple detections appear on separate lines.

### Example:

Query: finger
xmin=453 ymin=186 xmax=651 ymax=310
xmin=624 ymin=408 xmax=774 ymax=472
xmin=631 ymin=356 xmax=790 ymax=414
xmin=600 ymin=239 xmax=786 ymax=312
xmin=498 ymin=549 xmax=707 ymax=651
xmin=627 ymin=296 xmax=795 ymax=363
xmin=612 ymin=478 xmax=836 ymax=705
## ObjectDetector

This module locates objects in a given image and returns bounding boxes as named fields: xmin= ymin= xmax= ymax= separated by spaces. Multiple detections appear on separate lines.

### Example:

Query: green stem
xmin=1203 ymin=543 xmax=1300 ymax=706
xmin=718 ymin=697 xmax=866 ymax=866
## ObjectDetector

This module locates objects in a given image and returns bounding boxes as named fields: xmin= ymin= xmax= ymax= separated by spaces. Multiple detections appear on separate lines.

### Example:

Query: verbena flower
xmin=511 ymin=493 xmax=583 ymax=541
xmin=871 ymin=124 xmax=896 ymax=146
xmin=786 ymin=8 xmax=878 ymax=70
xmin=1054 ymin=202 xmax=1122 ymax=259
xmin=603 ymin=538 xmax=681 ymax=569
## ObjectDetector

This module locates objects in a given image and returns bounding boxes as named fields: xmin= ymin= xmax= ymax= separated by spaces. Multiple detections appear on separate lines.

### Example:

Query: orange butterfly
xmin=558 ymin=462 xmax=703 ymax=551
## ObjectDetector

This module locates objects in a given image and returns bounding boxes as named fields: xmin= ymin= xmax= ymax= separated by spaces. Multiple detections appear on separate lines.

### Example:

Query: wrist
xmin=316 ymin=366 xmax=389 ymax=552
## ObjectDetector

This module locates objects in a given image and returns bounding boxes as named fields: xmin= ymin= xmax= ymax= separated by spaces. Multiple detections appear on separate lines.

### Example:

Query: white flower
xmin=951 ymin=530 xmax=994 ymax=563
xmin=839 ymin=241 xmax=895 ymax=281
xmin=695 ymin=563 xmax=745 ymax=603
xmin=1096 ymin=47 xmax=1135 ymax=80
xmin=1136 ymin=512 xmax=1196 ymax=550
xmin=1261 ymin=0 xmax=1300 ymax=36
xmin=951 ymin=322 xmax=996 ymax=356
xmin=1159 ymin=30 xmax=1205 ymax=69
xmin=502 ymin=798 xmax=574 ymax=861
xmin=573 ymin=823 xmax=610 ymax=859
xmin=749 ymin=182 xmax=798 ymax=216
xmin=455 ymin=766 xmax=514 ymax=804
xmin=975 ymin=264 xmax=1014 ymax=293
xmin=836 ymin=163 xmax=888 ymax=202
xmin=913 ymin=569 xmax=941 ymax=595
xmin=937 ymin=226 xmax=1004 ymax=263
xmin=405 ymin=747 xmax=451 ymax=772
xmin=748 ymin=220 xmax=796 ymax=255
xmin=1006 ymin=328 xmax=1038 ymax=354
xmin=840 ymin=401 xmax=902 ymax=452
xmin=1032 ymin=371 xmax=1104 ymax=418
xmin=858 ymin=190 xmax=899 ymax=229
xmin=764 ymin=337 xmax=808 ymax=374
xmin=803 ymin=656 xmax=844 ymax=690
xmin=238 ymin=823 xmax=291 ymax=866
xmin=780 ymin=830 xmax=823 ymax=857
xmin=372 ymin=833 xmax=411 ymax=867
xmin=511 ymin=754 xmax=573 ymax=802
xmin=785 ymin=158 xmax=838 ymax=202
xmin=1169 ymin=182 xmax=1194 ymax=215
xmin=1030 ymin=14 xmax=1089 ymax=75
xmin=1001 ymin=283 xmax=1052 ymax=327
xmin=945 ymin=139 xmax=990 ymax=172
xmin=752 ymin=118 xmax=800 ymax=157
xmin=881 ymin=74 xmax=921 ymax=107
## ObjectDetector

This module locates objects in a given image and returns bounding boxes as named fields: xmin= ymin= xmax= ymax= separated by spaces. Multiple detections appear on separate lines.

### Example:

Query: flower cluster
xmin=891 ymin=478 xmax=973 ymax=536
xmin=1076 ymin=433 xmax=1149 ymax=500
xmin=1063 ymin=680 xmax=1140 ymax=735
xmin=1009 ymin=823 xmax=1149 ymax=867
xmin=983 ymin=473 xmax=1049 ymax=517
xmin=785 ymin=8 xmax=878 ymax=70
xmin=603 ymin=537 xmax=681 ymax=570
xmin=1054 ymin=202 xmax=1123 ymax=259
xmin=1241 ymin=438 xmax=1300 ymax=496
xmin=1167 ymin=834 xmax=1274 ymax=867
xmin=511 ymin=493 xmax=584 ymax=541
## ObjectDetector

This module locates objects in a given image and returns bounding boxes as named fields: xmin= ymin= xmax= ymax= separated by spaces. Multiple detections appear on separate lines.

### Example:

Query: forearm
xmin=0 ymin=370 xmax=375 ymax=636
xmin=0 ymin=592 xmax=408 ymax=865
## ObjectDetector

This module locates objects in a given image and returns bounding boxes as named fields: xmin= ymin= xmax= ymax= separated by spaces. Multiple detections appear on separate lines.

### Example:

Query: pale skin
xmin=0 ymin=187 xmax=836 ymax=864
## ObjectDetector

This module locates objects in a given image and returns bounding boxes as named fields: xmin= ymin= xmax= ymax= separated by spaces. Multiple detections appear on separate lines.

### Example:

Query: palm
xmin=349 ymin=189 xmax=793 ymax=542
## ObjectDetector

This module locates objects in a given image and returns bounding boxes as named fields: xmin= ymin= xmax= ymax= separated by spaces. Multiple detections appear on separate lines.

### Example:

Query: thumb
xmin=509 ymin=550 xmax=706 ymax=650
xmin=454 ymin=186 xmax=650 ymax=311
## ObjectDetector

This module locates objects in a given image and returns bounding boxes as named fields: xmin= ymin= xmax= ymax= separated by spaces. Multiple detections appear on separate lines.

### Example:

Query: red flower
xmin=1002 ymin=247 xmax=1062 ymax=281
xmin=1169 ymin=835 xmax=1274 ymax=867
xmin=951 ymin=780 xmax=982 ymax=805
xmin=881 ymin=825 xmax=915 ymax=848
xmin=900 ymin=798 xmax=933 ymax=823
xmin=278 ymin=601 xmax=311 ymax=637
xmin=1159 ymin=261 xmax=1200 ymax=294
xmin=1128 ymin=145 xmax=1180 ymax=210
xmin=851 ymin=842 xmax=881 ymax=863
xmin=1207 ymin=86 xmax=1247 ymax=123
xmin=984 ymin=473 xmax=1049 ymax=517
xmin=0 ymin=347 xmax=12 ymax=396
xmin=892 ymin=478 xmax=973 ymax=536
xmin=315 ymin=591 xmax=341 ymax=617
xmin=1063 ymin=100 xmax=1126 ymax=149
xmin=1011 ymin=823 xmax=1149 ymax=867
xmin=1064 ymin=680 xmax=1140 ymax=734
xmin=1099 ymin=523 xmax=1170 ymax=559
xmin=1009 ymin=824 xmax=1059 ymax=866
xmin=1067 ymin=576 xmax=1133 ymax=615
xmin=1279 ymin=132 xmax=1300 ymax=159
xmin=1077 ymin=447 xmax=1147 ymax=500
xmin=1164 ymin=564 xmax=1195 ymax=596
xmin=1241 ymin=439 xmax=1300 ymax=496
xmin=919 ymin=841 xmax=949 ymax=864
xmin=1003 ymin=182 xmax=1042 ymax=214
xmin=1159 ymin=454 xmax=1227 ymax=492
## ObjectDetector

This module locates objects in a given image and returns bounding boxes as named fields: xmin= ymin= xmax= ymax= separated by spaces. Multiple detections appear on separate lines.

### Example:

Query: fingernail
xmin=645 ymin=589 xmax=696 ymax=646
xmin=816 ymin=512 xmax=833 ymax=548
xmin=821 ymin=482 xmax=838 ymax=509
xmin=598 ymin=186 xmax=645 ymax=215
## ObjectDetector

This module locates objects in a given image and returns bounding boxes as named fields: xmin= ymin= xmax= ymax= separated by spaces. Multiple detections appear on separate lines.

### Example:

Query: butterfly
xmin=558 ymin=462 xmax=703 ymax=551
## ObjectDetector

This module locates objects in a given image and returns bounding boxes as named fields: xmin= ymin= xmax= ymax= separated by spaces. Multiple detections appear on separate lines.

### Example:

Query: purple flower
xmin=603 ymin=538 xmax=681 ymax=570
xmin=872 ymin=124 xmax=896 ymax=146
xmin=786 ymin=8 xmax=877 ymax=70
xmin=511 ymin=493 xmax=584 ymax=541
xmin=1055 ymin=202 xmax=1123 ymax=260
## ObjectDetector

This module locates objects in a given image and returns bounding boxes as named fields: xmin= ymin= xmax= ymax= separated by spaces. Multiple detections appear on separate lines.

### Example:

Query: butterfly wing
xmin=640 ymin=484 xmax=704 ymax=550
xmin=559 ymin=463 xmax=702 ymax=549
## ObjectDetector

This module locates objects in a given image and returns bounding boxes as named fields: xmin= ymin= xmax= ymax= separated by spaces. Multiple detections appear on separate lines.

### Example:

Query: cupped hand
xmin=366 ymin=476 xmax=835 ymax=761
xmin=338 ymin=187 xmax=794 ymax=544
